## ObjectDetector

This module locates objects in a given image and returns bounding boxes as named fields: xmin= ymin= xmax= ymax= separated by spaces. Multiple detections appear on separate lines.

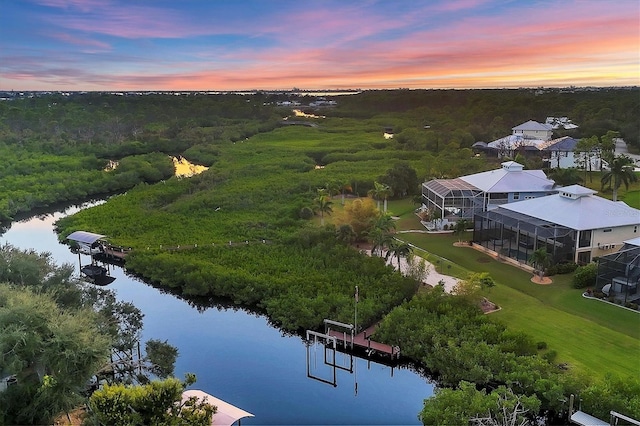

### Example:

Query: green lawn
xmin=387 ymin=198 xmax=640 ymax=380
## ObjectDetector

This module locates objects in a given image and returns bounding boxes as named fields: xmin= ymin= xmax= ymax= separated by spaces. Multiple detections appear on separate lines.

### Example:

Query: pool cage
xmin=473 ymin=208 xmax=576 ymax=264
xmin=422 ymin=178 xmax=484 ymax=221
xmin=596 ymin=245 xmax=640 ymax=303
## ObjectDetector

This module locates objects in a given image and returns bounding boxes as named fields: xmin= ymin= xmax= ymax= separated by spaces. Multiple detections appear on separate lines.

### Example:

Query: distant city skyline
xmin=1 ymin=0 xmax=638 ymax=91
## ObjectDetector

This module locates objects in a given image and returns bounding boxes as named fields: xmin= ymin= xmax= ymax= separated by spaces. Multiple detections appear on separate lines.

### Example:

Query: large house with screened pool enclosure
xmin=421 ymin=161 xmax=556 ymax=222
xmin=472 ymin=185 xmax=640 ymax=265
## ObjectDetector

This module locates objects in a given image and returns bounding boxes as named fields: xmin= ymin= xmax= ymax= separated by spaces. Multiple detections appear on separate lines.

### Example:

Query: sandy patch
xmin=531 ymin=275 xmax=553 ymax=285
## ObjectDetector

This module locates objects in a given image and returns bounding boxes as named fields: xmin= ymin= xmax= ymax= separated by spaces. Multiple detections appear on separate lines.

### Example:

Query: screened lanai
xmin=596 ymin=246 xmax=640 ymax=303
xmin=473 ymin=208 xmax=576 ymax=264
xmin=422 ymin=178 xmax=484 ymax=220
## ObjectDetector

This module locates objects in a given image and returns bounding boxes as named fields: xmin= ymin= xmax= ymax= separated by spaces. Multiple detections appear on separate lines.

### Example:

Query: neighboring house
xmin=422 ymin=161 xmax=556 ymax=221
xmin=486 ymin=134 xmax=545 ymax=158
xmin=596 ymin=237 xmax=640 ymax=303
xmin=483 ymin=121 xmax=552 ymax=159
xmin=511 ymin=120 xmax=554 ymax=141
xmin=545 ymin=116 xmax=579 ymax=130
xmin=538 ymin=136 xmax=602 ymax=170
xmin=473 ymin=185 xmax=640 ymax=265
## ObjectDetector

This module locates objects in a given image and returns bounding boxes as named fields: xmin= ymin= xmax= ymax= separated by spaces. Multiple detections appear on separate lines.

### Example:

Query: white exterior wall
xmin=575 ymin=225 xmax=639 ymax=262
xmin=547 ymin=151 xmax=603 ymax=170
xmin=513 ymin=128 xmax=553 ymax=141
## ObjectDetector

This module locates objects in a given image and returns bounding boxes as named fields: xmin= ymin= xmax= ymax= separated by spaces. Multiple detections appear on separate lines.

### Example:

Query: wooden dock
xmin=325 ymin=321 xmax=400 ymax=360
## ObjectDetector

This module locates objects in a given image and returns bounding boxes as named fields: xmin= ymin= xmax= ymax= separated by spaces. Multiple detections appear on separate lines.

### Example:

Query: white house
xmin=484 ymin=120 xmax=553 ymax=158
xmin=474 ymin=185 xmax=640 ymax=264
xmin=422 ymin=161 xmax=556 ymax=221
xmin=538 ymin=136 xmax=603 ymax=170
xmin=512 ymin=120 xmax=553 ymax=141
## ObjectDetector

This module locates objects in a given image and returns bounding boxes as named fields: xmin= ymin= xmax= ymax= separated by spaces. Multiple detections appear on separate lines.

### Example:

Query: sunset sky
xmin=1 ymin=0 xmax=638 ymax=91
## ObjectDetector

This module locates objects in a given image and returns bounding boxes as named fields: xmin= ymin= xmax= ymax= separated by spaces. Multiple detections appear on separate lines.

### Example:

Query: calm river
xmin=1 ymin=202 xmax=433 ymax=425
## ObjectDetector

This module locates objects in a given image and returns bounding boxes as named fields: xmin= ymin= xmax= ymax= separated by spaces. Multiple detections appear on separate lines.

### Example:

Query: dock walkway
xmin=325 ymin=323 xmax=400 ymax=360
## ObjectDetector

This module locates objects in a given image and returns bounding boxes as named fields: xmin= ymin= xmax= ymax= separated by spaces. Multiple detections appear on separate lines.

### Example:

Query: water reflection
xmin=1 ymin=203 xmax=434 ymax=425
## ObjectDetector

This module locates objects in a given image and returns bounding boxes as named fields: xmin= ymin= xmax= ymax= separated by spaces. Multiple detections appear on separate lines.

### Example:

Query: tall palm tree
xmin=386 ymin=240 xmax=412 ymax=269
xmin=325 ymin=181 xmax=341 ymax=199
xmin=315 ymin=194 xmax=333 ymax=226
xmin=375 ymin=214 xmax=397 ymax=234
xmin=340 ymin=182 xmax=352 ymax=205
xmin=368 ymin=181 xmax=393 ymax=213
xmin=601 ymin=154 xmax=638 ymax=201
xmin=368 ymin=227 xmax=394 ymax=257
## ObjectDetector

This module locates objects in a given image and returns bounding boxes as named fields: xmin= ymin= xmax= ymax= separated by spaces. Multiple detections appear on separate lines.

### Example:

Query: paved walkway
xmin=365 ymin=249 xmax=459 ymax=293
xmin=614 ymin=138 xmax=640 ymax=169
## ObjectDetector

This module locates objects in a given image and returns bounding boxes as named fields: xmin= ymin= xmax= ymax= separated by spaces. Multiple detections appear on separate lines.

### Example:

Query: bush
xmin=536 ymin=341 xmax=548 ymax=350
xmin=298 ymin=206 xmax=314 ymax=220
xmin=572 ymin=263 xmax=597 ymax=289
xmin=557 ymin=262 xmax=578 ymax=274
xmin=542 ymin=349 xmax=557 ymax=362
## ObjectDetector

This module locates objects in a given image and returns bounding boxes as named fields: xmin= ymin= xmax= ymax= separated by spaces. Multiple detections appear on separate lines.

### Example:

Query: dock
xmin=323 ymin=319 xmax=400 ymax=360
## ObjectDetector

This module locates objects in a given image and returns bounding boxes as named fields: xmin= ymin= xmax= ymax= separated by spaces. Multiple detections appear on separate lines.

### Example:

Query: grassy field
xmin=384 ymin=198 xmax=640 ymax=381
xmin=581 ymin=170 xmax=640 ymax=209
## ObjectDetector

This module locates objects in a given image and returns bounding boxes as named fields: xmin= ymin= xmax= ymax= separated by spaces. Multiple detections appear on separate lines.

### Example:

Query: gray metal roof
xmin=624 ymin=237 xmax=640 ymax=247
xmin=539 ymin=136 xmax=580 ymax=151
xmin=460 ymin=166 xmax=555 ymax=193
xmin=512 ymin=120 xmax=553 ymax=131
xmin=499 ymin=186 xmax=640 ymax=230
xmin=66 ymin=231 xmax=106 ymax=244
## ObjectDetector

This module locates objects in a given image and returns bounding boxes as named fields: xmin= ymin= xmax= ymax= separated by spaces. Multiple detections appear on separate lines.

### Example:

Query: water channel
xmin=1 ymin=202 xmax=433 ymax=425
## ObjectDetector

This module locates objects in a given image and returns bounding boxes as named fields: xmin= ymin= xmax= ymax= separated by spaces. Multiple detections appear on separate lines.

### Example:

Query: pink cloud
xmin=49 ymin=32 xmax=111 ymax=51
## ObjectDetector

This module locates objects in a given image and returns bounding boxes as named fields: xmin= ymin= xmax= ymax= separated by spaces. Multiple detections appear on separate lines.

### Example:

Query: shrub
xmin=557 ymin=262 xmax=578 ymax=274
xmin=298 ymin=206 xmax=314 ymax=220
xmin=572 ymin=263 xmax=597 ymax=288
xmin=543 ymin=349 xmax=557 ymax=362
xmin=442 ymin=224 xmax=449 ymax=230
xmin=536 ymin=341 xmax=548 ymax=350
xmin=546 ymin=265 xmax=557 ymax=276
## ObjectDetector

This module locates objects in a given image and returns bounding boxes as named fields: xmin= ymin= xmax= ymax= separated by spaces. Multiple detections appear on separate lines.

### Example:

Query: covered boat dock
xmin=181 ymin=390 xmax=254 ymax=426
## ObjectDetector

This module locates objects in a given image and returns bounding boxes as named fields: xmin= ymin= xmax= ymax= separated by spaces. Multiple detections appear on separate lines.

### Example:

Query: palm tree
xmin=374 ymin=214 xmax=396 ymax=235
xmin=314 ymin=194 xmax=333 ymax=226
xmin=601 ymin=154 xmax=638 ymax=201
xmin=340 ymin=182 xmax=352 ymax=205
xmin=453 ymin=219 xmax=471 ymax=243
xmin=325 ymin=181 xmax=341 ymax=199
xmin=386 ymin=240 xmax=412 ymax=269
xmin=368 ymin=227 xmax=394 ymax=257
xmin=529 ymin=248 xmax=550 ymax=280
xmin=368 ymin=181 xmax=393 ymax=212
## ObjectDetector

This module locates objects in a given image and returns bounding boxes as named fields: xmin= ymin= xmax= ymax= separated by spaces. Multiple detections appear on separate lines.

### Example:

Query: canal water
xmin=1 ymin=202 xmax=433 ymax=425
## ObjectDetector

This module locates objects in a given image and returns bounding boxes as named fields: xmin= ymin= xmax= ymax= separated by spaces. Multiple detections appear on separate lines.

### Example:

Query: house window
xmin=513 ymin=193 xmax=520 ymax=200
xmin=577 ymin=251 xmax=591 ymax=264
xmin=603 ymin=229 xmax=612 ymax=233
xmin=578 ymin=230 xmax=592 ymax=248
